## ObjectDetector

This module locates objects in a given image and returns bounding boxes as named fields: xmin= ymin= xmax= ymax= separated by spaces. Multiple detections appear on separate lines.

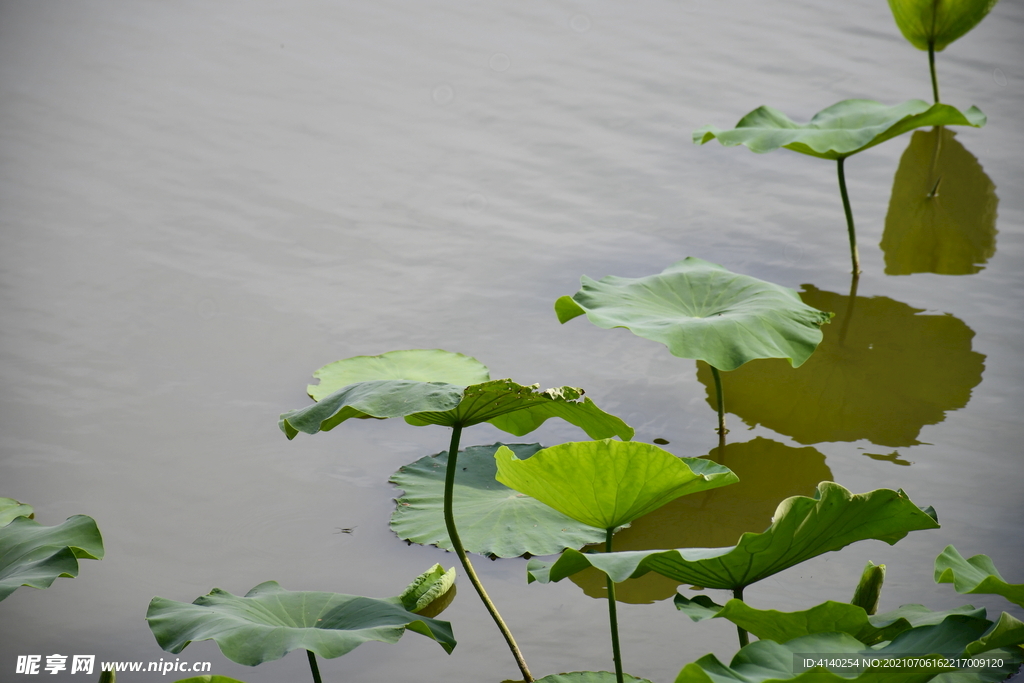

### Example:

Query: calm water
xmin=2 ymin=1 xmax=1022 ymax=681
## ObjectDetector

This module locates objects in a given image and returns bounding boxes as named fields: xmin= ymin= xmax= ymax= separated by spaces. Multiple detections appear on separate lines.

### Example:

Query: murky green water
xmin=2 ymin=1 xmax=1021 ymax=681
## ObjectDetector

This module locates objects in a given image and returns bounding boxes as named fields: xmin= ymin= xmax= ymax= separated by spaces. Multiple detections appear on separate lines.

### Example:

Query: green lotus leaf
xmin=396 ymin=563 xmax=456 ymax=614
xmin=494 ymin=439 xmax=737 ymax=530
xmin=675 ymin=615 xmax=1017 ymax=683
xmin=694 ymin=100 xmax=985 ymax=160
xmin=527 ymin=483 xmax=939 ymax=590
xmin=535 ymin=673 xmax=653 ymax=683
xmin=935 ymin=545 xmax=1024 ymax=608
xmin=881 ymin=128 xmax=998 ymax=275
xmin=0 ymin=497 xmax=34 ymax=526
xmin=146 ymin=580 xmax=456 ymax=666
xmin=306 ymin=349 xmax=490 ymax=401
xmin=556 ymin=257 xmax=831 ymax=372
xmin=888 ymin=0 xmax=999 ymax=52
xmin=674 ymin=595 xmax=986 ymax=646
xmin=964 ymin=611 xmax=1024 ymax=656
xmin=390 ymin=443 xmax=609 ymax=557
xmin=284 ymin=375 xmax=632 ymax=441
xmin=0 ymin=514 xmax=104 ymax=601
xmin=852 ymin=561 xmax=887 ymax=615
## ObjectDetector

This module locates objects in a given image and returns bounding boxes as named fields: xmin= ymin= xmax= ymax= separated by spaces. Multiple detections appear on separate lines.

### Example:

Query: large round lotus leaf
xmin=568 ymin=438 xmax=830 ymax=604
xmin=694 ymin=99 xmax=985 ymax=160
xmin=390 ymin=443 xmax=609 ymax=558
xmin=535 ymin=673 xmax=652 ymax=683
xmin=0 ymin=497 xmax=34 ymax=527
xmin=307 ymin=349 xmax=490 ymax=401
xmin=555 ymin=257 xmax=832 ymax=372
xmin=935 ymin=545 xmax=1024 ymax=608
xmin=527 ymin=483 xmax=939 ymax=591
xmin=0 ymin=515 xmax=104 ymax=602
xmin=888 ymin=0 xmax=999 ymax=52
xmin=696 ymin=284 xmax=984 ymax=448
xmin=495 ymin=440 xmax=737 ymax=530
xmin=146 ymin=580 xmax=456 ymax=666
xmin=881 ymin=128 xmax=997 ymax=275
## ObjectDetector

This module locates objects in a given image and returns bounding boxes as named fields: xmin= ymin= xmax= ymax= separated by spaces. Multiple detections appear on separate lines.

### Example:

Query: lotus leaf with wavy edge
xmin=0 ymin=514 xmax=104 ymax=601
xmin=935 ymin=545 xmax=1024 ymax=608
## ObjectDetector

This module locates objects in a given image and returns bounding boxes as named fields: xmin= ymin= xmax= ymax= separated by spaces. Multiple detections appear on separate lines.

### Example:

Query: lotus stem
xmin=929 ymin=41 xmax=940 ymax=104
xmin=606 ymin=528 xmax=625 ymax=683
xmin=710 ymin=366 xmax=727 ymax=451
xmin=444 ymin=424 xmax=534 ymax=682
xmin=838 ymin=272 xmax=859 ymax=347
xmin=733 ymin=588 xmax=749 ymax=648
xmin=836 ymin=157 xmax=861 ymax=275
xmin=306 ymin=650 xmax=322 ymax=683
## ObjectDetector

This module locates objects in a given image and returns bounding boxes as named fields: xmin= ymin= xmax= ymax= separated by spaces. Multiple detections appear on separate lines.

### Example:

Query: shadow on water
xmin=695 ymin=280 xmax=985 ymax=448
xmin=880 ymin=127 xmax=998 ymax=276
xmin=568 ymin=437 xmax=831 ymax=604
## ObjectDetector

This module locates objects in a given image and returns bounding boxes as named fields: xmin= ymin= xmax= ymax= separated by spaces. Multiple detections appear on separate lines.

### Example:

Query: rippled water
xmin=2 ymin=1 xmax=1022 ymax=681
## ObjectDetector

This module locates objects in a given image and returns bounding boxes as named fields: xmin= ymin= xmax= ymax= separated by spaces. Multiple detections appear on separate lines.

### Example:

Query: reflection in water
xmin=863 ymin=451 xmax=912 ymax=466
xmin=880 ymin=127 xmax=998 ymax=275
xmin=697 ymin=283 xmax=985 ymax=448
xmin=569 ymin=438 xmax=830 ymax=604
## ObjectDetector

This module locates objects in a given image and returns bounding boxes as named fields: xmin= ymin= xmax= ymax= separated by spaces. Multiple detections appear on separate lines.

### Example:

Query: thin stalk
xmin=836 ymin=157 xmax=861 ymax=275
xmin=443 ymin=425 xmax=533 ymax=682
xmin=605 ymin=528 xmax=624 ymax=683
xmin=929 ymin=41 xmax=940 ymax=103
xmin=838 ymin=272 xmax=860 ymax=347
xmin=710 ymin=366 xmax=727 ymax=452
xmin=306 ymin=650 xmax=322 ymax=683
xmin=733 ymin=588 xmax=749 ymax=648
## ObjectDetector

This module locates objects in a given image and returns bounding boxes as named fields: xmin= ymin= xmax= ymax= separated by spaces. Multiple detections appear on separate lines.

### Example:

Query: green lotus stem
xmin=444 ymin=424 xmax=534 ymax=682
xmin=733 ymin=587 xmax=749 ymax=648
xmin=605 ymin=528 xmax=625 ymax=683
xmin=929 ymin=41 xmax=940 ymax=104
xmin=710 ymin=366 xmax=727 ymax=450
xmin=306 ymin=650 xmax=322 ymax=683
xmin=836 ymin=157 xmax=861 ymax=275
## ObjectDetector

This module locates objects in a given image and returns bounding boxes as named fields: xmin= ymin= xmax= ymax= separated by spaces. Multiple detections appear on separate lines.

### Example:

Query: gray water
xmin=2 ymin=1 xmax=1022 ymax=681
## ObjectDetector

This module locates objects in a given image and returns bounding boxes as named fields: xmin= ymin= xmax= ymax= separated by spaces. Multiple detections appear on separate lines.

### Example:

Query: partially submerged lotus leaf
xmin=674 ymin=614 xmax=1021 ymax=682
xmin=527 ymin=483 xmax=939 ymax=590
xmin=494 ymin=440 xmax=737 ymax=530
xmin=146 ymin=579 xmax=456 ymax=666
xmin=0 ymin=514 xmax=104 ymax=601
xmin=674 ymin=595 xmax=985 ymax=646
xmin=935 ymin=545 xmax=1024 ymax=608
xmin=390 ymin=443 xmax=609 ymax=558
xmin=556 ymin=257 xmax=831 ymax=372
xmin=694 ymin=100 xmax=985 ymax=160
xmin=397 ymin=563 xmax=456 ymax=614
xmin=0 ymin=497 xmax=34 ymax=527
xmin=888 ymin=0 xmax=1000 ymax=52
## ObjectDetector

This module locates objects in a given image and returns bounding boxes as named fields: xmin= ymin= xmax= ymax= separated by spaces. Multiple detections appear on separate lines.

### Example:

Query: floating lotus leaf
xmin=396 ymin=563 xmax=456 ymax=615
xmin=674 ymin=595 xmax=986 ymax=646
xmin=306 ymin=349 xmax=490 ymax=401
xmin=675 ymin=615 xmax=1020 ymax=683
xmin=881 ymin=128 xmax=997 ymax=275
xmin=0 ymin=497 xmax=34 ymax=526
xmin=555 ymin=258 xmax=831 ymax=372
xmin=146 ymin=579 xmax=456 ymax=666
xmin=888 ymin=0 xmax=1000 ymax=52
xmin=527 ymin=483 xmax=939 ymax=590
xmin=0 ymin=514 xmax=104 ymax=601
xmin=494 ymin=440 xmax=737 ymax=530
xmin=697 ymin=285 xmax=984 ymax=448
xmin=535 ymin=673 xmax=652 ymax=683
xmin=390 ymin=443 xmax=609 ymax=558
xmin=935 ymin=545 xmax=1024 ymax=608
xmin=694 ymin=100 xmax=985 ymax=160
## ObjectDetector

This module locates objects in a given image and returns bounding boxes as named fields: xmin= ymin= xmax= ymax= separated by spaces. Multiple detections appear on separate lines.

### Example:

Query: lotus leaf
xmin=674 ymin=595 xmax=986 ymax=646
xmin=0 ymin=514 xmax=104 ymax=601
xmin=888 ymin=0 xmax=999 ymax=52
xmin=935 ymin=545 xmax=1024 ymax=608
xmin=964 ymin=611 xmax=1024 ymax=656
xmin=527 ymin=483 xmax=939 ymax=590
xmin=881 ymin=128 xmax=997 ymax=275
xmin=535 ymin=673 xmax=652 ymax=683
xmin=555 ymin=257 xmax=831 ymax=372
xmin=851 ymin=561 xmax=886 ymax=615
xmin=146 ymin=580 xmax=456 ymax=666
xmin=693 ymin=100 xmax=986 ymax=161
xmin=494 ymin=440 xmax=737 ymax=530
xmin=391 ymin=443 xmax=608 ymax=557
xmin=396 ymin=563 xmax=456 ymax=614
xmin=675 ymin=615 xmax=1019 ymax=683
xmin=0 ymin=497 xmax=34 ymax=526
xmin=306 ymin=349 xmax=489 ymax=400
